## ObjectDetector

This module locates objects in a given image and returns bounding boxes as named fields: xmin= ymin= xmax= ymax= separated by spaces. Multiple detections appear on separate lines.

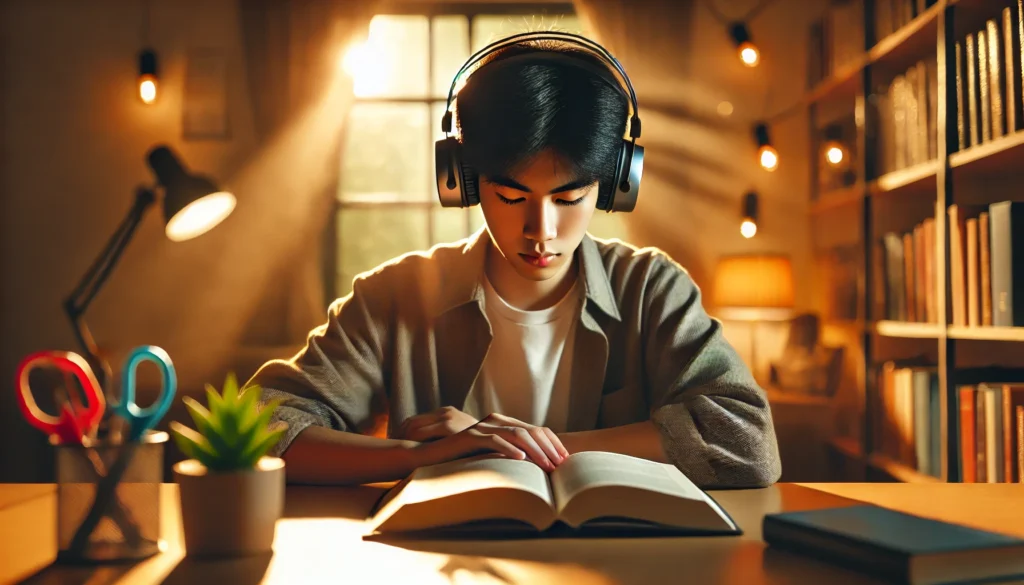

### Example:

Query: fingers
xmin=480 ymin=434 xmax=526 ymax=461
xmin=543 ymin=427 xmax=570 ymax=460
xmin=503 ymin=426 xmax=556 ymax=471
xmin=530 ymin=427 xmax=564 ymax=466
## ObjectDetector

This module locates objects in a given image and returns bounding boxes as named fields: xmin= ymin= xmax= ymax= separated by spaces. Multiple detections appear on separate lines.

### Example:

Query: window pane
xmin=337 ymin=208 xmax=429 ymax=297
xmin=341 ymin=103 xmax=430 ymax=202
xmin=472 ymin=14 xmax=583 ymax=52
xmin=433 ymin=16 xmax=469 ymax=99
xmin=349 ymin=15 xmax=428 ymax=98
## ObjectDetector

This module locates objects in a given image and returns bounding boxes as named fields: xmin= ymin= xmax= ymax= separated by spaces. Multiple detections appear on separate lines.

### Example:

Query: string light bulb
xmin=730 ymin=23 xmax=760 ymax=67
xmin=741 ymin=192 xmax=759 ymax=238
xmin=138 ymin=49 xmax=158 ymax=105
xmin=822 ymin=124 xmax=847 ymax=167
xmin=754 ymin=123 xmax=778 ymax=171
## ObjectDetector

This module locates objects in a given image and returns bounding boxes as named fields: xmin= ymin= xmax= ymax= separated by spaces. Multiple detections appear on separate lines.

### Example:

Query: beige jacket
xmin=250 ymin=228 xmax=782 ymax=488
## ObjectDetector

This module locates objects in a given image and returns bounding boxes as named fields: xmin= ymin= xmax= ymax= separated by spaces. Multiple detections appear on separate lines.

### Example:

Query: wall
xmin=0 ymin=0 xmax=263 ymax=481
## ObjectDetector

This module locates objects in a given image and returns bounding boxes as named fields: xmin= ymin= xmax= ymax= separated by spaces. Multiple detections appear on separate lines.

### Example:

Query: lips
xmin=520 ymin=252 xmax=557 ymax=268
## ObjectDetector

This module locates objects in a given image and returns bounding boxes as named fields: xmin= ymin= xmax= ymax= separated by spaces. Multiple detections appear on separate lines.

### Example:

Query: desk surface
xmin=13 ymin=482 xmax=1024 ymax=585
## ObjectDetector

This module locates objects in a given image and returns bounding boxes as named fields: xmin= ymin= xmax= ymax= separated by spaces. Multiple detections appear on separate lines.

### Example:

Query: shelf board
xmin=805 ymin=57 xmax=866 ymax=105
xmin=811 ymin=184 xmax=864 ymax=214
xmin=869 ymin=160 xmax=939 ymax=194
xmin=948 ymin=326 xmax=1024 ymax=341
xmin=867 ymin=453 xmax=943 ymax=483
xmin=949 ymin=130 xmax=1024 ymax=177
xmin=867 ymin=2 xmax=942 ymax=70
xmin=874 ymin=320 xmax=942 ymax=338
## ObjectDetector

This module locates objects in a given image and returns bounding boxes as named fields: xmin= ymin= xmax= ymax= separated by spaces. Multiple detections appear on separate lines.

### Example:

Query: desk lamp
xmin=713 ymin=254 xmax=794 ymax=381
xmin=64 ymin=145 xmax=236 ymax=393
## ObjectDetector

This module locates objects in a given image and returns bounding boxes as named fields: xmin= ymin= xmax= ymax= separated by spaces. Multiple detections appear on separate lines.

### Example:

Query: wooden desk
xmin=12 ymin=482 xmax=1024 ymax=585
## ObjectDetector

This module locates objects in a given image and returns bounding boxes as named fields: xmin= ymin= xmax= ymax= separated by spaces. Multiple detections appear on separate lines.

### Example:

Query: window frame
xmin=328 ymin=2 xmax=578 ymax=302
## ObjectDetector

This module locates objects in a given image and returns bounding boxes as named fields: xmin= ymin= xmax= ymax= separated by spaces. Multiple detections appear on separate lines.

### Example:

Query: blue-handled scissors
xmin=109 ymin=345 xmax=177 ymax=442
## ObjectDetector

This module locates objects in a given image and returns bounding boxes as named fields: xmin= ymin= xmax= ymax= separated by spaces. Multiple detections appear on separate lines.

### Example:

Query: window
xmin=333 ymin=4 xmax=627 ymax=299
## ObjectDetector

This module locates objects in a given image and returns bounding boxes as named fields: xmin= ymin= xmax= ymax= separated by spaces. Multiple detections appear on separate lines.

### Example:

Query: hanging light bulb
xmin=822 ymin=124 xmax=847 ymax=167
xmin=754 ymin=123 xmax=778 ymax=171
xmin=741 ymin=192 xmax=759 ymax=238
xmin=730 ymin=23 xmax=760 ymax=67
xmin=138 ymin=48 xmax=158 ymax=105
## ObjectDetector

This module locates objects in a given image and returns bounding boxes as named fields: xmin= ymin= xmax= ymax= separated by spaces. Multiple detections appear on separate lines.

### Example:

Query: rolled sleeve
xmin=246 ymin=274 xmax=391 ymax=457
xmin=643 ymin=256 xmax=782 ymax=488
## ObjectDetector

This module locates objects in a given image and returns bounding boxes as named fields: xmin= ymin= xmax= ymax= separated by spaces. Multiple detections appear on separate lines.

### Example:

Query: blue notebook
xmin=763 ymin=504 xmax=1024 ymax=584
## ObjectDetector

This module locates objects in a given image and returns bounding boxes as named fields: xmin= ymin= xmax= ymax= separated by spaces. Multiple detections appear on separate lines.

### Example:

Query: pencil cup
xmin=54 ymin=430 xmax=167 ymax=563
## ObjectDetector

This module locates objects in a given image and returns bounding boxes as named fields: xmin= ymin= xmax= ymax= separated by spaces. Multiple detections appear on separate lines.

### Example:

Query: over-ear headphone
xmin=435 ymin=31 xmax=644 ymax=213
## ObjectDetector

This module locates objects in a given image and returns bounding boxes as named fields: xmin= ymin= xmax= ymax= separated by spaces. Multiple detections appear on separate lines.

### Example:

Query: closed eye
xmin=496 ymin=192 xmax=588 ymax=206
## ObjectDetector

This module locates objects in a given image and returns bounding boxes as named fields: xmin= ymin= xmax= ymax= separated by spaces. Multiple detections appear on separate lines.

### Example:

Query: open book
xmin=365 ymin=451 xmax=740 ymax=537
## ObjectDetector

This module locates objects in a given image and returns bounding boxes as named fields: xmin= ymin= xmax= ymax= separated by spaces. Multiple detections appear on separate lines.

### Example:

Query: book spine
xmin=968 ymin=218 xmax=979 ymax=326
xmin=949 ymin=206 xmax=967 ymax=326
xmin=987 ymin=387 xmax=1004 ymax=483
xmin=990 ymin=201 xmax=1012 ymax=327
xmin=903 ymin=233 xmax=916 ymax=322
xmin=988 ymin=19 xmax=1005 ymax=140
xmin=979 ymin=28 xmax=992 ymax=143
xmin=968 ymin=33 xmax=980 ymax=146
xmin=956 ymin=40 xmax=967 ymax=149
xmin=981 ymin=212 xmax=993 ymax=326
xmin=961 ymin=386 xmax=976 ymax=483
xmin=977 ymin=388 xmax=988 ymax=483
xmin=1018 ymin=405 xmax=1024 ymax=483
xmin=1004 ymin=385 xmax=1014 ymax=483
xmin=1006 ymin=6 xmax=1024 ymax=132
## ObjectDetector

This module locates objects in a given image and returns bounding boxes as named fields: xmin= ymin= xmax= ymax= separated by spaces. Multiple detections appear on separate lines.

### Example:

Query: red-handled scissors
xmin=16 ymin=350 xmax=106 ymax=445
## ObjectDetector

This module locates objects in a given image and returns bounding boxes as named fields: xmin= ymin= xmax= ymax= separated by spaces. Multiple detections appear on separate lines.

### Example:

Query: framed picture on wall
xmin=183 ymin=48 xmax=229 ymax=140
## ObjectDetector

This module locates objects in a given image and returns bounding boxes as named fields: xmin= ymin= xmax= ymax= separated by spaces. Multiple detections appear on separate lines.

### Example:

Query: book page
xmin=368 ymin=455 xmax=556 ymax=533
xmin=552 ymin=451 xmax=706 ymax=506
xmin=550 ymin=452 xmax=735 ymax=532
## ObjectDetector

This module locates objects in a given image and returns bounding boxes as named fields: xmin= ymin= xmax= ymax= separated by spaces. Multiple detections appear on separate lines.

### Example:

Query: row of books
xmin=954 ymin=1 xmax=1024 ymax=151
xmin=874 ymin=58 xmax=939 ymax=176
xmin=949 ymin=201 xmax=1023 ymax=327
xmin=958 ymin=383 xmax=1024 ymax=483
xmin=874 ymin=363 xmax=941 ymax=478
xmin=873 ymin=217 xmax=939 ymax=323
xmin=875 ymin=0 xmax=937 ymax=42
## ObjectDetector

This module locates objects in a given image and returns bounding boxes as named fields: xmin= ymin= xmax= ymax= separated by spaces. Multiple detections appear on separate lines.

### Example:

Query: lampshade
xmin=713 ymin=254 xmax=794 ymax=320
xmin=147 ymin=145 xmax=236 ymax=242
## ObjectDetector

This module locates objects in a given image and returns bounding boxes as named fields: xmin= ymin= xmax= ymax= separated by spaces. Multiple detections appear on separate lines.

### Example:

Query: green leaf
xmin=239 ymin=426 xmax=285 ymax=468
xmin=170 ymin=421 xmax=219 ymax=464
xmin=205 ymin=383 xmax=225 ymax=419
xmin=239 ymin=398 xmax=281 ymax=448
xmin=182 ymin=396 xmax=229 ymax=458
xmin=235 ymin=385 xmax=262 ymax=432
xmin=222 ymin=371 xmax=239 ymax=404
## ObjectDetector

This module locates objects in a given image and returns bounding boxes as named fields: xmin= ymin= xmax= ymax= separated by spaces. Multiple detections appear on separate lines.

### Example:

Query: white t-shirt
xmin=463 ymin=275 xmax=583 ymax=433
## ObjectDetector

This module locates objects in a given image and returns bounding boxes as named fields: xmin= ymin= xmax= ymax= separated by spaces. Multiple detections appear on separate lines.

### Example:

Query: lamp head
xmin=147 ymin=145 xmax=236 ymax=242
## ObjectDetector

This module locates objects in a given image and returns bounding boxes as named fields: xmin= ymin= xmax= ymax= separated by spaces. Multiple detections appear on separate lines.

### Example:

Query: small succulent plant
xmin=170 ymin=372 xmax=285 ymax=472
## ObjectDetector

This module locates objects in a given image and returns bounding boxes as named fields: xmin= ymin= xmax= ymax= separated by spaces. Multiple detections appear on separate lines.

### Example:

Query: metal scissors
xmin=68 ymin=345 xmax=177 ymax=556
xmin=16 ymin=350 xmax=106 ymax=445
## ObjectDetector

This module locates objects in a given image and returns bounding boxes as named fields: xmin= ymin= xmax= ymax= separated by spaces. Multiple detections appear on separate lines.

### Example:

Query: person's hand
xmin=394 ymin=406 xmax=479 ymax=442
xmin=471 ymin=413 xmax=569 ymax=471
xmin=410 ymin=412 xmax=569 ymax=472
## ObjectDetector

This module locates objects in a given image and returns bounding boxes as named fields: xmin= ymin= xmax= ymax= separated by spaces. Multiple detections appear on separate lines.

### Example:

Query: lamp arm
xmin=63 ymin=187 xmax=157 ymax=391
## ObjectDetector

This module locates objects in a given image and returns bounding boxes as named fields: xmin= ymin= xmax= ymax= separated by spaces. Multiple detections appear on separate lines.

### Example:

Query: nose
xmin=523 ymin=199 xmax=557 ymax=243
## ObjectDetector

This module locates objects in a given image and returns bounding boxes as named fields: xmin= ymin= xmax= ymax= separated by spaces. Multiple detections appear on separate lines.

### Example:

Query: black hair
xmin=453 ymin=40 xmax=630 ymax=197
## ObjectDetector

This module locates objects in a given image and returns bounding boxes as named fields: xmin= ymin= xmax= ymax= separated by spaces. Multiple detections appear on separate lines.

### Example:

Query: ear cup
xmin=598 ymin=139 xmax=644 ymax=212
xmin=461 ymin=160 xmax=480 ymax=206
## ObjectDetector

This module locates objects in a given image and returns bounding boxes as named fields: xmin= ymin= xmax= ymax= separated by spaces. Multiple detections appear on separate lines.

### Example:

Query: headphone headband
xmin=442 ymin=31 xmax=641 ymax=140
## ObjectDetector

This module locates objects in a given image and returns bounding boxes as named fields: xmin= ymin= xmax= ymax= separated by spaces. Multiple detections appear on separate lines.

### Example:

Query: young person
xmin=248 ymin=33 xmax=781 ymax=488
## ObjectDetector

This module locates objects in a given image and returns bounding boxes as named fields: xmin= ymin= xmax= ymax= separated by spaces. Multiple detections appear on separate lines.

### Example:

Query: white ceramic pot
xmin=172 ymin=456 xmax=285 ymax=557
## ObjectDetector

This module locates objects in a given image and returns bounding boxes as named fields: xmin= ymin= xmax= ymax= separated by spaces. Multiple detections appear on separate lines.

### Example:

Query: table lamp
xmin=712 ymin=254 xmax=794 ymax=380
xmin=63 ymin=145 xmax=236 ymax=393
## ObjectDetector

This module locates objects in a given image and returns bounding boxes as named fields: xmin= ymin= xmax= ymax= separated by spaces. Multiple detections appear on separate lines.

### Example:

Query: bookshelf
xmin=809 ymin=0 xmax=1024 ymax=484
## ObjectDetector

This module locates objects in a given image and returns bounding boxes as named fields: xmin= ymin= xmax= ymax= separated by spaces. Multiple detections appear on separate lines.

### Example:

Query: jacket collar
xmin=437 ymin=226 xmax=621 ymax=321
